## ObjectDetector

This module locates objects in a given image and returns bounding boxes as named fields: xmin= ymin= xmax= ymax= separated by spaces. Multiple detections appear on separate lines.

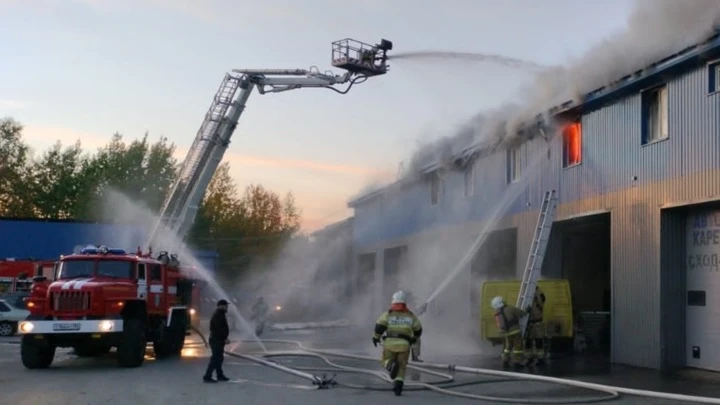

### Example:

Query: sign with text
xmin=687 ymin=210 xmax=720 ymax=272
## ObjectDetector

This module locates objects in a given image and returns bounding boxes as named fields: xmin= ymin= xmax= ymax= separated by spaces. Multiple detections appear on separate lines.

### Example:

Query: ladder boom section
xmin=148 ymin=38 xmax=393 ymax=251
xmin=148 ymin=74 xmax=253 ymax=249
xmin=517 ymin=190 xmax=558 ymax=336
xmin=172 ymin=82 xmax=255 ymax=243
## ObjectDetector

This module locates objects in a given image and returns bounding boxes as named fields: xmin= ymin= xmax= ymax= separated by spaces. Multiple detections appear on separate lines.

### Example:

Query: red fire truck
xmin=0 ymin=260 xmax=55 ymax=294
xmin=18 ymin=245 xmax=202 ymax=369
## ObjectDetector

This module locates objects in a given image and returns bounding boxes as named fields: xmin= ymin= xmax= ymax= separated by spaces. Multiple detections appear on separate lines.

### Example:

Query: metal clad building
xmin=348 ymin=34 xmax=720 ymax=371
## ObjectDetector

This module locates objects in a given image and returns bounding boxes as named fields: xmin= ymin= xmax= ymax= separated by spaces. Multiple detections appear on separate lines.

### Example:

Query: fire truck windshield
xmin=58 ymin=260 xmax=134 ymax=279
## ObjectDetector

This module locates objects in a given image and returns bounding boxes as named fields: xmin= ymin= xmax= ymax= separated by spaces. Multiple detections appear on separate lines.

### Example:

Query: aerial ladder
xmin=517 ymin=189 xmax=558 ymax=337
xmin=146 ymin=38 xmax=394 ymax=251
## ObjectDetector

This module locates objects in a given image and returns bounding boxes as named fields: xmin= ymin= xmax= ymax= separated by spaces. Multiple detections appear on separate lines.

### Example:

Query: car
xmin=1 ymin=291 xmax=29 ymax=309
xmin=0 ymin=298 xmax=30 ymax=336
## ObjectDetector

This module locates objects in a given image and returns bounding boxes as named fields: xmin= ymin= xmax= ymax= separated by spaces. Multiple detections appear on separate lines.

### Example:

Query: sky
xmin=0 ymin=0 xmax=637 ymax=231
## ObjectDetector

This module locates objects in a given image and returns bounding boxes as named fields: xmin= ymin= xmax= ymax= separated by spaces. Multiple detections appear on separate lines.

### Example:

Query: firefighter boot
xmin=393 ymin=380 xmax=403 ymax=396
xmin=386 ymin=359 xmax=399 ymax=380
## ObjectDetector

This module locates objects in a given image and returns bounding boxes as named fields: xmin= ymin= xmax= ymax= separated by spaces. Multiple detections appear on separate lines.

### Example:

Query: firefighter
xmin=491 ymin=296 xmax=528 ymax=368
xmin=203 ymin=299 xmax=230 ymax=383
xmin=251 ymin=296 xmax=269 ymax=336
xmin=372 ymin=290 xmax=423 ymax=396
xmin=525 ymin=286 xmax=547 ymax=365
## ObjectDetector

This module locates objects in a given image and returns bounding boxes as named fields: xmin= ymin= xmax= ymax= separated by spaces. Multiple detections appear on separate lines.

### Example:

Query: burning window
xmin=641 ymin=85 xmax=668 ymax=144
xmin=562 ymin=121 xmax=582 ymax=168
xmin=506 ymin=146 xmax=521 ymax=183
xmin=464 ymin=162 xmax=475 ymax=197
xmin=429 ymin=172 xmax=440 ymax=206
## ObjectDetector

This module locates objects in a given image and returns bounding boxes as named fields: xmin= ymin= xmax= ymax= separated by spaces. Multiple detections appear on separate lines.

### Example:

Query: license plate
xmin=53 ymin=323 xmax=81 ymax=331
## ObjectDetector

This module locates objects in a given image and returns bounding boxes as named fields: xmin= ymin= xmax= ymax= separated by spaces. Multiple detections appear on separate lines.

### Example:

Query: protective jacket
xmin=495 ymin=305 xmax=526 ymax=335
xmin=251 ymin=300 xmax=269 ymax=320
xmin=209 ymin=308 xmax=229 ymax=342
xmin=529 ymin=287 xmax=546 ymax=323
xmin=373 ymin=304 xmax=423 ymax=352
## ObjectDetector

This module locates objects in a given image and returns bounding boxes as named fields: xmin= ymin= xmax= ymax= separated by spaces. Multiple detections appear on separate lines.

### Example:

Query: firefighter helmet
xmin=491 ymin=296 xmax=505 ymax=310
xmin=391 ymin=290 xmax=407 ymax=304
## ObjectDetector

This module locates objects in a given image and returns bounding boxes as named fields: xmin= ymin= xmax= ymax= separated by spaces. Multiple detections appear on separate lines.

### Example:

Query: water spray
xmin=389 ymin=51 xmax=548 ymax=71
xmin=419 ymin=134 xmax=560 ymax=311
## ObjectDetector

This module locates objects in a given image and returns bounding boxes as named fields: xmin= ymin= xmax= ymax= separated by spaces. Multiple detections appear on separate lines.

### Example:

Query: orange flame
xmin=563 ymin=122 xmax=582 ymax=165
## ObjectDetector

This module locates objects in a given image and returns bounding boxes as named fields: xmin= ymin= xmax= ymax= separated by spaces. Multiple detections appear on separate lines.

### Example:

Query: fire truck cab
xmin=18 ymin=245 xmax=198 ymax=369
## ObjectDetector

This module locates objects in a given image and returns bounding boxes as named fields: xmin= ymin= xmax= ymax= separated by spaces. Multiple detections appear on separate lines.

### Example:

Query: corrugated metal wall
xmin=351 ymin=61 xmax=720 ymax=369
xmin=352 ymin=63 xmax=720 ymax=247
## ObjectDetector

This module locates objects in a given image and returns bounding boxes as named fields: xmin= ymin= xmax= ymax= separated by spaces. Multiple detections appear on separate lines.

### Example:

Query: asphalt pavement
xmin=0 ymin=327 xmax=714 ymax=405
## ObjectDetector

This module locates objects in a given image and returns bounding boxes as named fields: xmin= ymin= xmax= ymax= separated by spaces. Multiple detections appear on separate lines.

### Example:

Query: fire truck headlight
xmin=19 ymin=322 xmax=34 ymax=333
xmin=189 ymin=308 xmax=196 ymax=316
xmin=99 ymin=320 xmax=114 ymax=332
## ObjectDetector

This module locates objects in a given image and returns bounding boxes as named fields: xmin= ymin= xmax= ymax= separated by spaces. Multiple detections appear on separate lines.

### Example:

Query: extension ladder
xmin=148 ymin=74 xmax=243 ymax=247
xmin=517 ymin=189 xmax=558 ymax=336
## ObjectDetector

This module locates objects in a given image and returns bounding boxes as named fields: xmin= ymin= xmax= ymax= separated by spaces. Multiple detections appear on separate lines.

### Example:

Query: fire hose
xmin=189 ymin=326 xmax=720 ymax=404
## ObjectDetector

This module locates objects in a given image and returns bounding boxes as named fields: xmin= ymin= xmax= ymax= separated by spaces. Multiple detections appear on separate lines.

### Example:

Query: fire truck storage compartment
xmin=176 ymin=279 xmax=193 ymax=306
xmin=544 ymin=213 xmax=611 ymax=357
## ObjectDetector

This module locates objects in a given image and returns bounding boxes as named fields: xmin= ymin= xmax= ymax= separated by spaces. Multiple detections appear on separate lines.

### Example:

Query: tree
xmin=81 ymin=133 xmax=178 ymax=218
xmin=0 ymin=117 xmax=304 ymax=278
xmin=30 ymin=141 xmax=88 ymax=219
xmin=189 ymin=162 xmax=244 ymax=242
xmin=188 ymin=163 xmax=302 ymax=277
xmin=0 ymin=118 xmax=34 ymax=217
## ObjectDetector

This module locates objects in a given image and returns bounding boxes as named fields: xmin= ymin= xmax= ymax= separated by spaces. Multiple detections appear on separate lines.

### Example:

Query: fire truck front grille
xmin=52 ymin=291 xmax=91 ymax=312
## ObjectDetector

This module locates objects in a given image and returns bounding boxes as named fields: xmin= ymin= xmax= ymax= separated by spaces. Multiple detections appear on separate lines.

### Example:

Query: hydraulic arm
xmin=147 ymin=38 xmax=393 ymax=250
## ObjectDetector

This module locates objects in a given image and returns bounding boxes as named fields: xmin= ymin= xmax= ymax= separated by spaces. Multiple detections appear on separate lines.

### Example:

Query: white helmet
xmin=391 ymin=290 xmax=407 ymax=304
xmin=490 ymin=296 xmax=505 ymax=310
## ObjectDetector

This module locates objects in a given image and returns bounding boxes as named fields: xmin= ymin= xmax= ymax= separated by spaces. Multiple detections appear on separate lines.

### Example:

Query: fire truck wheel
xmin=116 ymin=318 xmax=146 ymax=368
xmin=20 ymin=335 xmax=55 ymax=369
xmin=154 ymin=322 xmax=185 ymax=358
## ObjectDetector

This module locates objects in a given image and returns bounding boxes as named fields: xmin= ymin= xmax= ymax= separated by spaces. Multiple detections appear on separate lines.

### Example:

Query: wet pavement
xmin=233 ymin=326 xmax=720 ymax=402
xmin=0 ymin=326 xmax=717 ymax=404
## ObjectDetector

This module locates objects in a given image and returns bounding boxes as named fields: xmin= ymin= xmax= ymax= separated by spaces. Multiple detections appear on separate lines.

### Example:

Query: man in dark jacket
xmin=203 ymin=299 xmax=230 ymax=383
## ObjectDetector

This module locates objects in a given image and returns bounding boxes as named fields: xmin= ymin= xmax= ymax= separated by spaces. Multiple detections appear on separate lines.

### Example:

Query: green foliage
xmin=187 ymin=162 xmax=302 ymax=274
xmin=0 ymin=117 xmax=302 ymax=276
xmin=0 ymin=118 xmax=34 ymax=217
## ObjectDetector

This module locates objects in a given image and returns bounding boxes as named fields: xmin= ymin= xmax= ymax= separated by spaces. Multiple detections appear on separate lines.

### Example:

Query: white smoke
xmin=404 ymin=0 xmax=720 ymax=174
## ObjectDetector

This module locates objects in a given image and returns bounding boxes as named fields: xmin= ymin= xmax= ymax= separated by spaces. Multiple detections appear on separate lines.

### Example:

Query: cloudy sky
xmin=0 ymin=0 xmax=635 ymax=230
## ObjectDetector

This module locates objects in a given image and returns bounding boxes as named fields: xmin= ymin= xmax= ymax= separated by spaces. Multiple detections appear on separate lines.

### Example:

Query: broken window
xmin=506 ymin=146 xmax=521 ymax=183
xmin=641 ymin=85 xmax=669 ymax=144
xmin=711 ymin=61 xmax=720 ymax=93
xmin=464 ymin=162 xmax=475 ymax=197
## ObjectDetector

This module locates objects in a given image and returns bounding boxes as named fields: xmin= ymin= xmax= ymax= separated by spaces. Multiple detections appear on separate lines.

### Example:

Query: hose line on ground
xmin=220 ymin=337 xmax=619 ymax=404
xmin=187 ymin=325 xmax=719 ymax=404
xmin=227 ymin=337 xmax=720 ymax=404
